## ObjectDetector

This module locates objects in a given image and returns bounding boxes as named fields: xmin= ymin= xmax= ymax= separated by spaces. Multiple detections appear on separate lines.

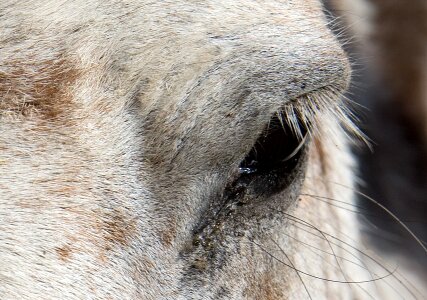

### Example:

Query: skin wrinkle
xmin=1 ymin=1 xmax=419 ymax=299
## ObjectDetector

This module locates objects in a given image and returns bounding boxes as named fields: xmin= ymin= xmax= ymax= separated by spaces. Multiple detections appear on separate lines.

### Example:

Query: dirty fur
xmin=0 ymin=1 xmax=421 ymax=299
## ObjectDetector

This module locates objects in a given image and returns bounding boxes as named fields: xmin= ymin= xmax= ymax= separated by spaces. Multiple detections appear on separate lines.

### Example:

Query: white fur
xmin=0 ymin=1 xmax=420 ymax=299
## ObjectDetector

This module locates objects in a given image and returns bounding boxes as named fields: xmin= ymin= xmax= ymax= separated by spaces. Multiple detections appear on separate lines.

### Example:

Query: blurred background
xmin=323 ymin=0 xmax=427 ymax=287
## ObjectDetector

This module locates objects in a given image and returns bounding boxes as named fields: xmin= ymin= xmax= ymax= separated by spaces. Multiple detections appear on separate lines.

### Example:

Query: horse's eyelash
xmin=279 ymin=87 xmax=364 ymax=145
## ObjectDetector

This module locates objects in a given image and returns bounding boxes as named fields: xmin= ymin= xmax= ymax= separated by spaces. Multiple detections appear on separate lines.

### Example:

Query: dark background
xmin=323 ymin=0 xmax=427 ymax=276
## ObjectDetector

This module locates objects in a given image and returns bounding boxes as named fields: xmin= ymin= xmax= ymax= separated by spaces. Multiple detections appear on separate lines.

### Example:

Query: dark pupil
xmin=239 ymin=114 xmax=306 ymax=175
xmin=234 ymin=113 xmax=307 ymax=196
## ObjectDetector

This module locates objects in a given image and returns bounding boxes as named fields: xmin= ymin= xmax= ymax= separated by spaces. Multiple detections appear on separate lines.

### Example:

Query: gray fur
xmin=0 ymin=1 xmax=418 ymax=299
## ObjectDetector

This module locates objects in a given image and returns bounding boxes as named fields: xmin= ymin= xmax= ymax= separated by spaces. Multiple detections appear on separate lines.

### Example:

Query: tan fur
xmin=0 ymin=1 xmax=422 ymax=299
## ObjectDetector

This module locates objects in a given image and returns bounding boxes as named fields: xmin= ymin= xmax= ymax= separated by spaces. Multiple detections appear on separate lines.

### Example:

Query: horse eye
xmin=230 ymin=111 xmax=308 ymax=202
xmin=191 ymin=111 xmax=308 ymax=249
